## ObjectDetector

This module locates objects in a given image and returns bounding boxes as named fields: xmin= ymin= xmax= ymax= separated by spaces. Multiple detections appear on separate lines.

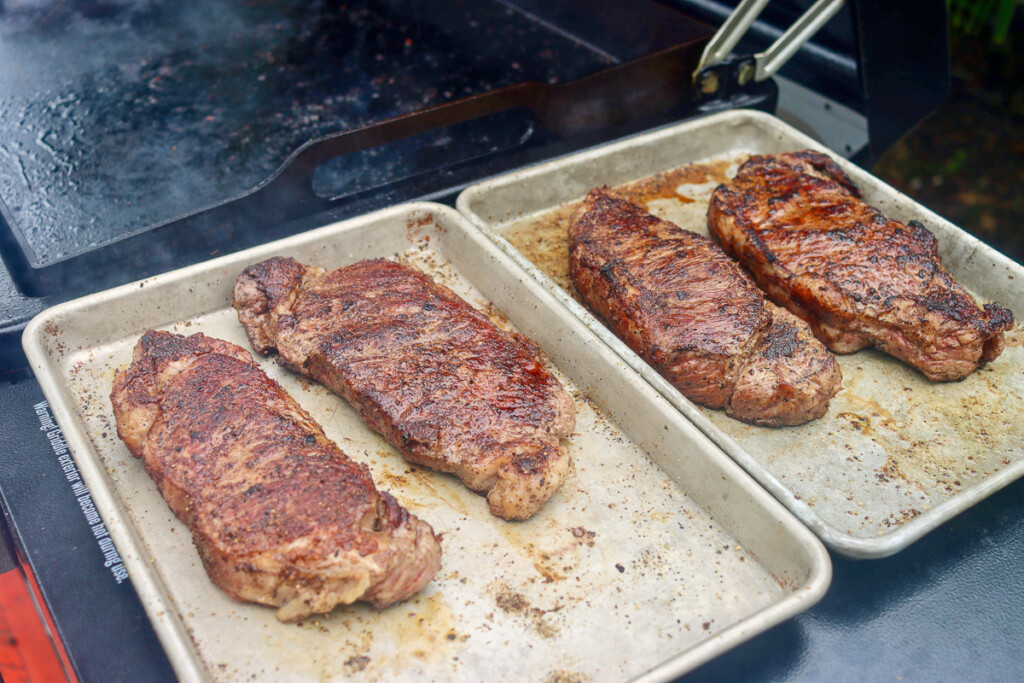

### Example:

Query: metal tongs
xmin=693 ymin=0 xmax=846 ymax=99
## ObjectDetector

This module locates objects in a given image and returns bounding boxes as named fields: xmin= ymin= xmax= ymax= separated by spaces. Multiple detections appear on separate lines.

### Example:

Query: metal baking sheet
xmin=456 ymin=109 xmax=1024 ymax=559
xmin=23 ymin=202 xmax=828 ymax=681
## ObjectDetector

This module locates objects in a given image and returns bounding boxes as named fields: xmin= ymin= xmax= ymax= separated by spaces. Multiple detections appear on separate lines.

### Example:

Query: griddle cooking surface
xmin=0 ymin=0 xmax=612 ymax=266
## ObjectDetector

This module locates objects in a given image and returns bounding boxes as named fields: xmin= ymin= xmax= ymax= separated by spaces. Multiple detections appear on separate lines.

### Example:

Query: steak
xmin=233 ymin=258 xmax=576 ymax=521
xmin=110 ymin=331 xmax=441 ymax=622
xmin=708 ymin=151 xmax=1014 ymax=381
xmin=569 ymin=187 xmax=841 ymax=427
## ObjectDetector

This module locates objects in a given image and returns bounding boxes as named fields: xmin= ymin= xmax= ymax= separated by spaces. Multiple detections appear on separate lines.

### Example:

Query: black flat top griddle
xmin=0 ymin=0 xmax=711 ymax=290
xmin=0 ymin=0 xmax=715 ymax=371
xmin=1 ymin=0 xmax=614 ymax=265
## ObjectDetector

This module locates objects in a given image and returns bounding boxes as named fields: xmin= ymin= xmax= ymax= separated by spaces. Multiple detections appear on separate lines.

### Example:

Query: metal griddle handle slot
xmin=694 ymin=0 xmax=846 ymax=97
xmin=260 ymin=39 xmax=709 ymax=216
xmin=260 ymin=83 xmax=547 ymax=214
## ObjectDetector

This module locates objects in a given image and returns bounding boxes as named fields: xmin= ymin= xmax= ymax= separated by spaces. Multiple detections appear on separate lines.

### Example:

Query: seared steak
xmin=110 ymin=331 xmax=441 ymax=622
xmin=569 ymin=187 xmax=841 ymax=427
xmin=233 ymin=258 xmax=575 ymax=521
xmin=708 ymin=151 xmax=1014 ymax=381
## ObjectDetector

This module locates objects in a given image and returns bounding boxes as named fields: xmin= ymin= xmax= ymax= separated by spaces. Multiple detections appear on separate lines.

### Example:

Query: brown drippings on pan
xmin=376 ymin=459 xmax=472 ymax=517
xmin=490 ymin=581 xmax=564 ymax=639
xmin=533 ymin=560 xmax=566 ymax=584
xmin=390 ymin=591 xmax=459 ymax=660
xmin=344 ymin=655 xmax=371 ymax=673
xmin=546 ymin=670 xmax=591 ymax=683
xmin=1004 ymin=327 xmax=1023 ymax=348
xmin=500 ymin=157 xmax=740 ymax=301
xmin=835 ymin=412 xmax=873 ymax=436
xmin=374 ymin=470 xmax=411 ymax=490
xmin=530 ymin=527 xmax=598 ymax=584
xmin=879 ymin=508 xmax=923 ymax=528
xmin=615 ymin=160 xmax=734 ymax=205
xmin=478 ymin=301 xmax=519 ymax=333
xmin=502 ymin=203 xmax=579 ymax=294
xmin=405 ymin=213 xmax=442 ymax=241
xmin=570 ymin=526 xmax=596 ymax=547
xmin=42 ymin=319 xmax=70 ymax=358
xmin=841 ymin=359 xmax=1018 ymax=492
xmin=488 ymin=517 xmax=598 ymax=587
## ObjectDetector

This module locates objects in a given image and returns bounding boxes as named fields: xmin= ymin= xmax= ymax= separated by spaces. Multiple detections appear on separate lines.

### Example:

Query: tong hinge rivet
xmin=738 ymin=62 xmax=755 ymax=86
xmin=699 ymin=71 xmax=720 ymax=95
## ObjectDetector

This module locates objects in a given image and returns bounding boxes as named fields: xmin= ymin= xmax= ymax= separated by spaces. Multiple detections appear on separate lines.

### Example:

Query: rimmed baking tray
xmin=23 ymin=202 xmax=828 ymax=681
xmin=456 ymin=109 xmax=1024 ymax=559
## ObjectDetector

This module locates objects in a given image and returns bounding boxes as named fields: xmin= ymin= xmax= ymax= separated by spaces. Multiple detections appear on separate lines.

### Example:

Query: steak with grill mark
xmin=707 ymin=151 xmax=1014 ymax=381
xmin=110 ymin=331 xmax=441 ymax=622
xmin=233 ymin=258 xmax=576 ymax=520
xmin=569 ymin=187 xmax=841 ymax=427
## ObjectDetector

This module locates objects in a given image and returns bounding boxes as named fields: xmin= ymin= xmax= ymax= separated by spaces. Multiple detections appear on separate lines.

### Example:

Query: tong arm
xmin=694 ymin=0 xmax=846 ymax=94
xmin=695 ymin=0 xmax=772 ymax=76
xmin=756 ymin=0 xmax=847 ymax=80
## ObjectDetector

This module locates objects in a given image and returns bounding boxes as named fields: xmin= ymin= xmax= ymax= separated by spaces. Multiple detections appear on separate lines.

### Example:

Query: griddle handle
xmin=254 ymin=40 xmax=706 ymax=218
xmin=253 ymin=83 xmax=549 ymax=216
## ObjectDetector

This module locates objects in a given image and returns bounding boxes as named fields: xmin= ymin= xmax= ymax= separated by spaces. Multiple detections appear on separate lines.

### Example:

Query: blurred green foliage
xmin=948 ymin=0 xmax=1019 ymax=44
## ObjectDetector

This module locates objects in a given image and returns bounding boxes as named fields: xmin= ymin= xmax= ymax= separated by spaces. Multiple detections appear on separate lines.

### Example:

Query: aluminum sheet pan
xmin=457 ymin=109 xmax=1024 ymax=559
xmin=23 ymin=202 xmax=828 ymax=681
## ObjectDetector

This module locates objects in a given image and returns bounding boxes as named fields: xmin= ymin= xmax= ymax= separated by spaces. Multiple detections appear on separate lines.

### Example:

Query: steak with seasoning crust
xmin=110 ymin=331 xmax=441 ymax=622
xmin=707 ymin=151 xmax=1014 ymax=381
xmin=232 ymin=258 xmax=576 ymax=521
xmin=569 ymin=187 xmax=841 ymax=427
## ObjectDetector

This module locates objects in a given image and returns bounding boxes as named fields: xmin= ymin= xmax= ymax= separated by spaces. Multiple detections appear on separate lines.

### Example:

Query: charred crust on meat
xmin=708 ymin=149 xmax=1014 ymax=381
xmin=110 ymin=330 xmax=442 ymax=621
xmin=571 ymin=187 xmax=840 ymax=426
xmin=984 ymin=302 xmax=1014 ymax=330
xmin=240 ymin=256 xmax=305 ymax=307
xmin=233 ymin=259 xmax=575 ymax=521
xmin=759 ymin=322 xmax=800 ymax=360
xmin=786 ymin=149 xmax=862 ymax=198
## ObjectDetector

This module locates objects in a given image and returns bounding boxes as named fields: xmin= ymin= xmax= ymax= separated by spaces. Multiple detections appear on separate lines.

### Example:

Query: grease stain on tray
xmin=266 ymin=589 xmax=459 ymax=680
xmin=545 ymin=670 xmax=591 ymax=683
xmin=500 ymin=154 xmax=745 ymax=298
xmin=387 ymin=591 xmax=459 ymax=663
xmin=703 ymin=343 xmax=1024 ymax=538
xmin=490 ymin=580 xmax=565 ymax=639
